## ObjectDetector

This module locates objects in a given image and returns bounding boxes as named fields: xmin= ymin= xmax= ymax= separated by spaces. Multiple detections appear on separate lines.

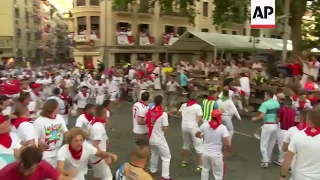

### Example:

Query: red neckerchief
xmin=146 ymin=105 xmax=163 ymax=138
xmin=90 ymin=117 xmax=106 ymax=125
xmin=84 ymin=113 xmax=94 ymax=121
xmin=304 ymin=127 xmax=320 ymax=137
xmin=59 ymin=84 xmax=64 ymax=89
xmin=171 ymin=81 xmax=175 ymax=84
xmin=308 ymin=96 xmax=318 ymax=104
xmin=292 ymin=94 xmax=298 ymax=101
xmin=12 ymin=117 xmax=29 ymax=129
xmin=186 ymin=100 xmax=197 ymax=107
xmin=312 ymin=61 xmax=317 ymax=66
xmin=60 ymin=94 xmax=70 ymax=100
xmin=33 ymin=90 xmax=40 ymax=96
xmin=0 ymin=133 xmax=12 ymax=148
xmin=207 ymin=96 xmax=215 ymax=101
xmin=98 ymin=82 xmax=103 ymax=86
xmin=298 ymin=100 xmax=306 ymax=110
xmin=296 ymin=122 xmax=307 ymax=131
xmin=82 ymin=92 xmax=87 ymax=98
xmin=139 ymin=101 xmax=148 ymax=107
xmin=208 ymin=118 xmax=221 ymax=130
xmin=68 ymin=144 xmax=82 ymax=160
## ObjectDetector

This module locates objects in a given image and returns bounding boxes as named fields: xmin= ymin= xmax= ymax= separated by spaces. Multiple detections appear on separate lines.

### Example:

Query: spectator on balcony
xmin=79 ymin=29 xmax=86 ymax=35
xmin=126 ymin=28 xmax=132 ymax=36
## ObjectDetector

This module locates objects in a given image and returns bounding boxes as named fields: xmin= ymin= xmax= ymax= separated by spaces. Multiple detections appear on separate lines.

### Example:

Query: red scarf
xmin=298 ymin=100 xmax=306 ymax=110
xmin=84 ymin=113 xmax=94 ymax=122
xmin=208 ymin=119 xmax=221 ymax=130
xmin=296 ymin=122 xmax=307 ymax=131
xmin=98 ymin=82 xmax=103 ymax=86
xmin=304 ymin=127 xmax=320 ymax=137
xmin=82 ymin=92 xmax=87 ymax=98
xmin=33 ymin=91 xmax=40 ymax=96
xmin=0 ymin=133 xmax=12 ymax=148
xmin=59 ymin=84 xmax=64 ymax=89
xmin=68 ymin=145 xmax=82 ymax=160
xmin=12 ymin=117 xmax=29 ymax=129
xmin=90 ymin=117 xmax=106 ymax=125
xmin=292 ymin=94 xmax=298 ymax=101
xmin=186 ymin=100 xmax=197 ymax=107
xmin=139 ymin=101 xmax=148 ymax=108
xmin=146 ymin=105 xmax=163 ymax=138
xmin=207 ymin=96 xmax=215 ymax=101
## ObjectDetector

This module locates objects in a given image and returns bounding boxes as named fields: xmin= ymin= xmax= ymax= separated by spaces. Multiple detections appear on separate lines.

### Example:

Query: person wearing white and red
xmin=87 ymin=106 xmax=113 ymax=180
xmin=146 ymin=95 xmax=172 ymax=180
xmin=238 ymin=73 xmax=250 ymax=111
xmin=132 ymin=92 xmax=150 ymax=140
xmin=33 ymin=99 xmax=69 ymax=168
xmin=74 ymin=86 xmax=89 ymax=114
xmin=300 ymin=56 xmax=320 ymax=86
xmin=11 ymin=104 xmax=36 ymax=146
xmin=57 ymin=128 xmax=117 ymax=180
xmin=75 ymin=104 xmax=95 ymax=133
xmin=303 ymin=76 xmax=319 ymax=91
xmin=60 ymin=88 xmax=73 ymax=125
xmin=280 ymin=108 xmax=320 ymax=180
xmin=195 ymin=110 xmax=231 ymax=180
xmin=17 ymin=92 xmax=38 ymax=120
xmin=29 ymin=82 xmax=43 ymax=102
xmin=178 ymin=92 xmax=203 ymax=172
xmin=95 ymin=78 xmax=108 ymax=105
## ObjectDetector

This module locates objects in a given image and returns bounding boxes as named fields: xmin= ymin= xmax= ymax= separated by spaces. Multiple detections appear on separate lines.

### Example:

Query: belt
xmin=91 ymin=158 xmax=103 ymax=165
xmin=264 ymin=122 xmax=277 ymax=124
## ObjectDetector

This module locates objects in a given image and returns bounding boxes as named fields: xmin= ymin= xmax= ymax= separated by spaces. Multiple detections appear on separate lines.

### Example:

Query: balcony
xmin=33 ymin=0 xmax=40 ymax=8
xmin=139 ymin=35 xmax=155 ymax=45
xmin=33 ymin=14 xmax=41 ymax=24
xmin=73 ymin=34 xmax=101 ymax=47
xmin=113 ymin=5 xmax=133 ymax=13
xmin=161 ymin=9 xmax=188 ymax=17
xmin=34 ymin=31 xmax=42 ymax=40
xmin=16 ymin=28 xmax=21 ymax=38
xmin=116 ymin=32 xmax=134 ymax=45
xmin=0 ymin=38 xmax=12 ymax=49
xmin=137 ymin=6 xmax=154 ymax=15
xmin=162 ymin=35 xmax=179 ymax=46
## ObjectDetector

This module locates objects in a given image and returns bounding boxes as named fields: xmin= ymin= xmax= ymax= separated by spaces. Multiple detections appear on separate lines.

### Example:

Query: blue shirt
xmin=47 ymin=96 xmax=66 ymax=114
xmin=180 ymin=73 xmax=187 ymax=87
xmin=258 ymin=98 xmax=280 ymax=123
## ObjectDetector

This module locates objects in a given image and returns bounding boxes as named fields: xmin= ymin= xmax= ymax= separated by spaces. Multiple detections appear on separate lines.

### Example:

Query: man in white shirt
xmin=145 ymin=95 xmax=172 ymax=180
xmin=128 ymin=67 xmax=136 ymax=81
xmin=132 ymin=92 xmax=150 ymax=140
xmin=178 ymin=92 xmax=203 ymax=172
xmin=195 ymin=109 xmax=231 ymax=180
xmin=280 ymin=108 xmax=320 ymax=180
xmin=165 ymin=75 xmax=180 ymax=111
xmin=95 ymin=79 xmax=108 ymax=105
xmin=239 ymin=73 xmax=251 ymax=112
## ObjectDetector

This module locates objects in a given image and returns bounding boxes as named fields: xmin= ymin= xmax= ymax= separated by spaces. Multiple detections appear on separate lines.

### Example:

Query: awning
xmin=169 ymin=31 xmax=292 ymax=52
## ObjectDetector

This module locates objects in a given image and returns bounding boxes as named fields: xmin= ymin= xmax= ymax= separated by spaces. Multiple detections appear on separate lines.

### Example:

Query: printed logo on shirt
xmin=44 ymin=124 xmax=63 ymax=149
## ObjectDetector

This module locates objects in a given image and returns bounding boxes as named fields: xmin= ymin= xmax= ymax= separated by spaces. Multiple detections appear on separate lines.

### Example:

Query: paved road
xmin=67 ymin=101 xmax=286 ymax=180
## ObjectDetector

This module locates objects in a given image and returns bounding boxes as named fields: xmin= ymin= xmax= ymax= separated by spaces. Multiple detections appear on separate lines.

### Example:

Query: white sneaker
xmin=254 ymin=133 xmax=261 ymax=140
xmin=244 ymin=108 xmax=249 ymax=112
xmin=273 ymin=160 xmax=283 ymax=166
xmin=260 ymin=162 xmax=269 ymax=168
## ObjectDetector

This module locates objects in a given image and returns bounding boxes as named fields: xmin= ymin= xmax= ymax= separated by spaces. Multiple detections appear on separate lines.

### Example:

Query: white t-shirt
xmin=239 ymin=77 xmax=250 ymax=93
xmin=154 ymin=77 xmax=161 ymax=90
xmin=310 ymin=61 xmax=320 ymax=79
xmin=138 ymin=81 xmax=148 ymax=90
xmin=33 ymin=115 xmax=68 ymax=158
xmin=284 ymin=126 xmax=304 ymax=144
xmin=75 ymin=114 xmax=91 ymax=133
xmin=128 ymin=69 xmax=136 ymax=80
xmin=95 ymin=83 xmax=108 ymax=95
xmin=12 ymin=122 xmax=36 ymax=144
xmin=132 ymin=102 xmax=148 ymax=134
xmin=199 ymin=123 xmax=229 ymax=155
xmin=166 ymin=81 xmax=180 ymax=91
xmin=288 ymin=130 xmax=320 ymax=179
xmin=179 ymin=103 xmax=203 ymax=128
xmin=0 ymin=132 xmax=21 ymax=155
xmin=74 ymin=92 xmax=88 ymax=108
xmin=149 ymin=112 xmax=169 ymax=145
xmin=88 ymin=121 xmax=107 ymax=163
xmin=57 ymin=141 xmax=97 ymax=179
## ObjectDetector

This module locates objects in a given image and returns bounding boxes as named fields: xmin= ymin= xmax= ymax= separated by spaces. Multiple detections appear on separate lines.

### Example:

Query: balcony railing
xmin=162 ymin=9 xmax=188 ymax=17
xmin=162 ymin=36 xmax=179 ymax=45
xmin=112 ymin=5 xmax=133 ymax=12
xmin=74 ymin=35 xmax=88 ymax=42
xmin=139 ymin=36 xmax=155 ymax=45
xmin=116 ymin=33 xmax=134 ymax=45
xmin=138 ymin=6 xmax=153 ymax=14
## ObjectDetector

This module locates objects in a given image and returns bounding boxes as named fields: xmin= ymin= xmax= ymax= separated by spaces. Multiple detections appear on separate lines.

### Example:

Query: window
xmin=164 ymin=25 xmax=174 ymax=34
xmin=16 ymin=28 xmax=21 ymax=37
xmin=277 ymin=36 xmax=282 ymax=39
xmin=76 ymin=0 xmax=86 ymax=6
xmin=90 ymin=0 xmax=99 ymax=6
xmin=232 ymin=31 xmax=237 ymax=35
xmin=77 ymin=17 xmax=86 ymax=35
xmin=90 ymin=16 xmax=100 ymax=39
xmin=201 ymin=28 xmax=209 ymax=32
xmin=15 ymin=8 xmax=20 ymax=18
xmin=17 ymin=49 xmax=23 ymax=56
xmin=243 ymin=28 xmax=246 ymax=35
xmin=26 ymin=32 xmax=31 ymax=41
xmin=28 ymin=50 xmax=32 ymax=57
xmin=203 ymin=2 xmax=208 ymax=17
xmin=221 ymin=30 xmax=227 ymax=34
xmin=115 ymin=53 xmax=131 ymax=65
xmin=270 ymin=35 xmax=276 ymax=38
xmin=177 ymin=27 xmax=187 ymax=36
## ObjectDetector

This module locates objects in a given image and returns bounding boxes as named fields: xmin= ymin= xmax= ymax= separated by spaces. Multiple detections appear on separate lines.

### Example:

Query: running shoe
xmin=273 ymin=160 xmax=282 ymax=166
xmin=196 ymin=166 xmax=202 ymax=172
xmin=260 ymin=162 xmax=269 ymax=168
xmin=254 ymin=133 xmax=261 ymax=140
xmin=180 ymin=162 xmax=187 ymax=168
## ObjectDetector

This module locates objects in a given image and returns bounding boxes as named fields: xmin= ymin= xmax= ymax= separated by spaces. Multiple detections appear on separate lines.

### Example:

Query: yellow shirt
xmin=121 ymin=163 xmax=153 ymax=180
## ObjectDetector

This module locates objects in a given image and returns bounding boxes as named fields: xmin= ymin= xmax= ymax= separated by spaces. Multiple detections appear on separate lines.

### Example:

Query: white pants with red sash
xmin=260 ymin=123 xmax=278 ymax=163
xmin=181 ymin=126 xmax=203 ymax=153
xmin=150 ymin=142 xmax=171 ymax=179
xmin=90 ymin=156 xmax=113 ymax=180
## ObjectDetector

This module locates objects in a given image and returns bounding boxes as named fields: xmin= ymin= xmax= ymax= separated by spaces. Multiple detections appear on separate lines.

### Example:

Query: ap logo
xmin=251 ymin=0 xmax=275 ymax=29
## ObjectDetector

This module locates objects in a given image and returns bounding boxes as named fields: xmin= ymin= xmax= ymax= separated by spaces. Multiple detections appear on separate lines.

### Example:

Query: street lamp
xmin=249 ymin=36 xmax=260 ymax=60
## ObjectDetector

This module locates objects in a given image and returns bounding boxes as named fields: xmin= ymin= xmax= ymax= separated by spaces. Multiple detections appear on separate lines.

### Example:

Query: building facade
xmin=69 ymin=0 xmax=284 ymax=67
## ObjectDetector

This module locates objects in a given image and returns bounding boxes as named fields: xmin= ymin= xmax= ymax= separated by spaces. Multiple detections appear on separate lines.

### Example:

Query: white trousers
xmin=109 ymin=91 xmax=117 ymax=101
xmin=181 ymin=126 xmax=203 ymax=153
xmin=260 ymin=124 xmax=278 ymax=163
xmin=277 ymin=129 xmax=288 ymax=163
xmin=61 ymin=114 xmax=69 ymax=125
xmin=292 ymin=172 xmax=319 ymax=180
xmin=222 ymin=115 xmax=234 ymax=145
xmin=96 ymin=94 xmax=105 ymax=105
xmin=150 ymin=143 xmax=171 ymax=179
xmin=201 ymin=153 xmax=224 ymax=180
xmin=92 ymin=159 xmax=113 ymax=180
